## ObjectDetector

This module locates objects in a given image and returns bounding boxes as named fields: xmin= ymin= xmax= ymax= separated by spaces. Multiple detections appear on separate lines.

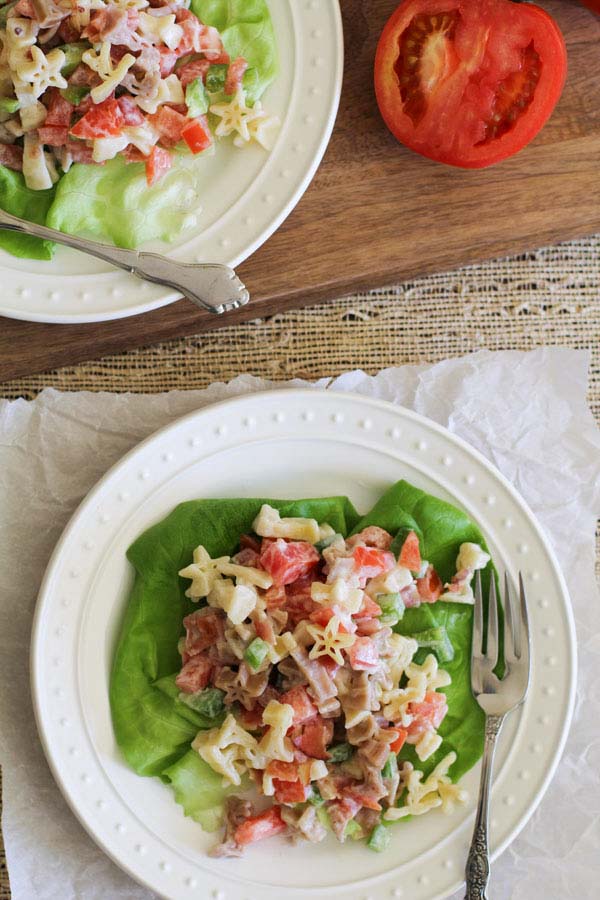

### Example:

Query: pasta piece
xmin=217 ymin=560 xmax=273 ymax=590
xmin=311 ymin=578 xmax=363 ymax=615
xmin=82 ymin=42 xmax=135 ymax=104
xmin=209 ymin=578 xmax=259 ymax=625
xmin=13 ymin=45 xmax=67 ymax=99
xmin=258 ymin=700 xmax=294 ymax=762
xmin=22 ymin=132 xmax=56 ymax=189
xmin=192 ymin=713 xmax=266 ymax=786
xmin=266 ymin=630 xmax=297 ymax=664
xmin=252 ymin=504 xmax=320 ymax=543
xmin=232 ymin=102 xmax=280 ymax=151
xmin=457 ymin=542 xmax=490 ymax=572
xmin=414 ymin=730 xmax=443 ymax=761
xmin=384 ymin=752 xmax=467 ymax=820
xmin=179 ymin=545 xmax=230 ymax=599
xmin=135 ymin=74 xmax=184 ymax=114
xmin=92 ymin=134 xmax=129 ymax=163
xmin=365 ymin=564 xmax=413 ymax=598
xmin=306 ymin=615 xmax=356 ymax=667
xmin=138 ymin=11 xmax=183 ymax=50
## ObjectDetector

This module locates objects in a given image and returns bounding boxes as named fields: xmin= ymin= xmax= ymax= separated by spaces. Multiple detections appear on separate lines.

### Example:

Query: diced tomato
xmin=58 ymin=18 xmax=80 ymax=42
xmin=149 ymin=106 xmax=188 ymax=148
xmin=183 ymin=609 xmax=223 ymax=656
xmin=38 ymin=126 xmax=69 ymax=147
xmin=416 ymin=564 xmax=443 ymax=602
xmin=309 ymin=606 xmax=335 ymax=627
xmin=387 ymin=727 xmax=408 ymax=753
xmin=117 ymin=95 xmax=144 ymax=126
xmin=234 ymin=807 xmax=286 ymax=846
xmin=181 ymin=115 xmax=213 ymax=154
xmin=145 ymin=146 xmax=172 ymax=186
xmin=70 ymin=98 xmax=124 ymax=139
xmin=353 ymin=545 xmax=395 ymax=581
xmin=398 ymin=530 xmax=422 ymax=571
xmin=273 ymin=778 xmax=309 ymax=804
xmin=266 ymin=760 xmax=299 ymax=782
xmin=407 ymin=691 xmax=448 ymax=737
xmin=260 ymin=539 xmax=320 ymax=587
xmin=175 ymin=654 xmax=212 ymax=693
xmin=177 ymin=58 xmax=211 ymax=88
xmin=0 ymin=143 xmax=23 ymax=171
xmin=346 ymin=636 xmax=379 ymax=671
xmin=240 ymin=533 xmax=261 ymax=553
xmin=354 ymin=595 xmax=382 ymax=619
xmin=342 ymin=786 xmax=382 ymax=811
xmin=44 ymin=89 xmax=73 ymax=127
xmin=279 ymin=686 xmax=317 ymax=725
xmin=292 ymin=717 xmax=333 ymax=760
xmin=125 ymin=146 xmax=147 ymax=163
xmin=225 ymin=56 xmax=248 ymax=95
xmin=309 ymin=605 xmax=355 ymax=634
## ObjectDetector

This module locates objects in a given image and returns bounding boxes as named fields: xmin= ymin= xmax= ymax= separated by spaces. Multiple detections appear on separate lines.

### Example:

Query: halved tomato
xmin=374 ymin=0 xmax=567 ymax=168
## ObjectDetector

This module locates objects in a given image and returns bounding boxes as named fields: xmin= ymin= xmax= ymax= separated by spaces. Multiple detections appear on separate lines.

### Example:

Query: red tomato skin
xmin=292 ymin=717 xmax=333 ymax=760
xmin=579 ymin=0 xmax=600 ymax=12
xmin=181 ymin=116 xmax=213 ymax=154
xmin=374 ymin=0 xmax=567 ymax=169
xmin=388 ymin=727 xmax=409 ymax=753
xmin=234 ymin=807 xmax=286 ymax=846
xmin=407 ymin=691 xmax=448 ymax=736
xmin=273 ymin=778 xmax=310 ymax=804
xmin=354 ymin=595 xmax=383 ymax=619
xmin=416 ymin=564 xmax=443 ymax=602
xmin=260 ymin=539 xmax=320 ymax=587
xmin=346 ymin=636 xmax=380 ymax=671
xmin=279 ymin=685 xmax=317 ymax=725
xmin=70 ymin=98 xmax=123 ymax=139
xmin=398 ymin=531 xmax=422 ymax=571
xmin=145 ymin=146 xmax=172 ymax=186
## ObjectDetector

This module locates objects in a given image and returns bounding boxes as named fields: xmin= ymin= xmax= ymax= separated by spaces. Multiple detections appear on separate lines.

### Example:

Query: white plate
xmin=31 ymin=391 xmax=576 ymax=900
xmin=0 ymin=1 xmax=343 ymax=324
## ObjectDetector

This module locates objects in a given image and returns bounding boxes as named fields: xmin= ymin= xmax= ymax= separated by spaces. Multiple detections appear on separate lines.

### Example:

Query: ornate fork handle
xmin=464 ymin=715 xmax=504 ymax=900
xmin=0 ymin=208 xmax=249 ymax=314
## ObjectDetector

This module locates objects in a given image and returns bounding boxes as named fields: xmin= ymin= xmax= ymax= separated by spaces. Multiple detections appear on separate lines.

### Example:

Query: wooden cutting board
xmin=1 ymin=0 xmax=599 ymax=383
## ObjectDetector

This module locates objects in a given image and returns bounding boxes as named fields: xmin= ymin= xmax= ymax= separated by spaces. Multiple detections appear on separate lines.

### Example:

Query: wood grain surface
xmin=1 ymin=0 xmax=599 ymax=382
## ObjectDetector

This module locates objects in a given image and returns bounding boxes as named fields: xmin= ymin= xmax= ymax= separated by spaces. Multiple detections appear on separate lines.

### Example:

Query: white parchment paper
xmin=1 ymin=349 xmax=599 ymax=900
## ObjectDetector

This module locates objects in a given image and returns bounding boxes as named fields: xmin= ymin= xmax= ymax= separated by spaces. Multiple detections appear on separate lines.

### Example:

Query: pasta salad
xmin=0 ymin=0 xmax=279 ymax=189
xmin=110 ymin=483 xmax=493 ymax=859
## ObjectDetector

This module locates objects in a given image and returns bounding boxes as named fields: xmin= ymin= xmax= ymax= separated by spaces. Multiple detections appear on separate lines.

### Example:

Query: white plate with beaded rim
xmin=0 ymin=1 xmax=343 ymax=324
xmin=31 ymin=390 xmax=576 ymax=900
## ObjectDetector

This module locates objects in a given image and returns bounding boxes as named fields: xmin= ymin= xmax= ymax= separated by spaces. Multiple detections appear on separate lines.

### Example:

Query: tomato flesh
xmin=375 ymin=0 xmax=567 ymax=168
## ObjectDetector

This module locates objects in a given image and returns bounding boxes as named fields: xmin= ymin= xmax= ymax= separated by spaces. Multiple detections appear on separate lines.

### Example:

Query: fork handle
xmin=464 ymin=715 xmax=504 ymax=900
xmin=0 ymin=208 xmax=249 ymax=314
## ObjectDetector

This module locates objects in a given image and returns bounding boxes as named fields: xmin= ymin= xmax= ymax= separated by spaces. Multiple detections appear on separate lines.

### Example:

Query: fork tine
xmin=503 ymin=572 xmax=517 ymax=662
xmin=472 ymin=570 xmax=484 ymax=659
xmin=486 ymin=574 xmax=499 ymax=668
xmin=518 ymin=572 xmax=531 ymax=671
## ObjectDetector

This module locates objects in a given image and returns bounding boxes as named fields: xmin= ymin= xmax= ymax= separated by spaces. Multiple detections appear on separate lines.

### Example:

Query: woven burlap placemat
xmin=1 ymin=235 xmax=599 ymax=898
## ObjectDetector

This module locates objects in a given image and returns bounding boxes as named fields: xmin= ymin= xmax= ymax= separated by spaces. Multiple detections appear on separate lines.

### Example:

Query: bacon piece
xmin=327 ymin=798 xmax=361 ymax=842
xmin=38 ymin=126 xmax=69 ymax=146
xmin=44 ymin=89 xmax=73 ymax=127
xmin=177 ymin=58 xmax=211 ymax=88
xmin=183 ymin=609 xmax=224 ymax=656
xmin=84 ymin=8 xmax=142 ymax=49
xmin=14 ymin=0 xmax=35 ymax=17
xmin=225 ymin=57 xmax=248 ymax=95
xmin=117 ymin=95 xmax=145 ymax=126
xmin=347 ymin=526 xmax=393 ymax=550
xmin=232 ymin=547 xmax=261 ymax=568
xmin=0 ymin=144 xmax=23 ymax=171
xmin=175 ymin=654 xmax=213 ymax=693
xmin=290 ymin=645 xmax=338 ymax=709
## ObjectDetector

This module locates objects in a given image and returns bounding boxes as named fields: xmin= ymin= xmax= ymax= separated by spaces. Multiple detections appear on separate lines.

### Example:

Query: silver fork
xmin=464 ymin=571 xmax=531 ymax=899
xmin=0 ymin=208 xmax=250 ymax=314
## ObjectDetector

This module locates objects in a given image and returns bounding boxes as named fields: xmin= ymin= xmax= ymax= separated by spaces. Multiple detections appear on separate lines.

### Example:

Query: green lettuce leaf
xmin=163 ymin=750 xmax=240 ymax=832
xmin=350 ymin=480 xmax=492 ymax=781
xmin=46 ymin=156 xmax=204 ymax=249
xmin=191 ymin=0 xmax=277 ymax=102
xmin=0 ymin=165 xmax=56 ymax=260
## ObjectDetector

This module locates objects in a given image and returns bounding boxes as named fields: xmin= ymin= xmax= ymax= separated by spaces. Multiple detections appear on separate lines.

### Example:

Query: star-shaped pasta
xmin=233 ymin=104 xmax=280 ymax=151
xmin=252 ymin=503 xmax=320 ymax=543
xmin=307 ymin=615 xmax=356 ymax=666
xmin=210 ymin=87 xmax=266 ymax=144
xmin=178 ymin=545 xmax=229 ymax=599
xmin=192 ymin=713 xmax=266 ymax=786
xmin=15 ymin=46 xmax=67 ymax=98
xmin=82 ymin=42 xmax=135 ymax=104
xmin=258 ymin=700 xmax=294 ymax=762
